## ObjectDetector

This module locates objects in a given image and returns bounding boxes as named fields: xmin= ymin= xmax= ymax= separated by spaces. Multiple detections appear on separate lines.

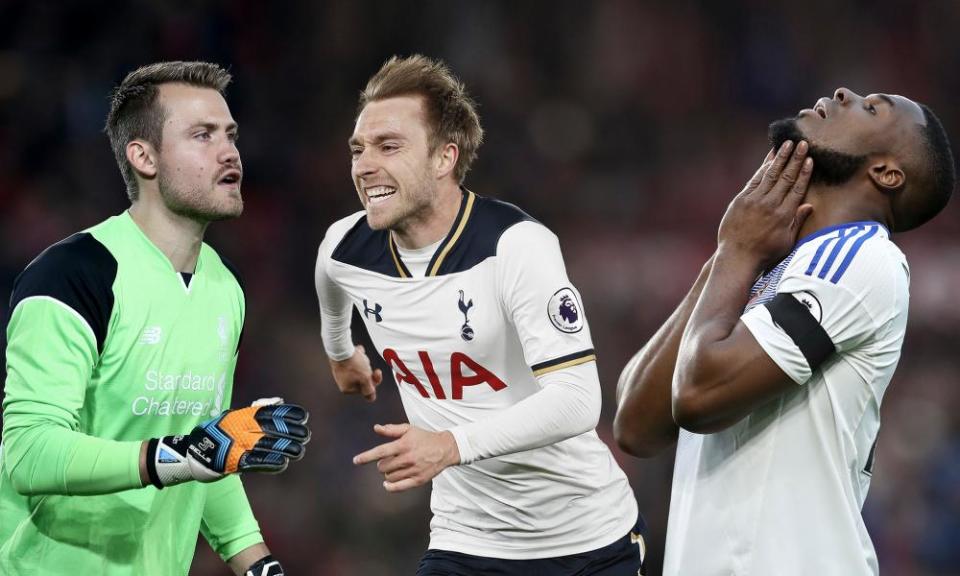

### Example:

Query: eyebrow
xmin=189 ymin=120 xmax=238 ymax=132
xmin=348 ymin=131 xmax=405 ymax=148
xmin=878 ymin=94 xmax=896 ymax=108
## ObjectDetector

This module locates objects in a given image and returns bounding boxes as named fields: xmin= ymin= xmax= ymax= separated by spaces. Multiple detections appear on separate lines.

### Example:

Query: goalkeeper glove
xmin=145 ymin=398 xmax=310 ymax=489
xmin=245 ymin=555 xmax=285 ymax=576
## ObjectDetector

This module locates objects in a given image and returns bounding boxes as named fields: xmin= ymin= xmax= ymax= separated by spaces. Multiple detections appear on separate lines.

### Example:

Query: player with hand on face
xmin=316 ymin=55 xmax=645 ymax=575
xmin=0 ymin=62 xmax=309 ymax=576
xmin=615 ymin=88 xmax=955 ymax=576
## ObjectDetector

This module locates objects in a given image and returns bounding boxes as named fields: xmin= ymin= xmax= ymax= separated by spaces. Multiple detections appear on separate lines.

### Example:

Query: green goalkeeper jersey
xmin=0 ymin=211 xmax=263 ymax=575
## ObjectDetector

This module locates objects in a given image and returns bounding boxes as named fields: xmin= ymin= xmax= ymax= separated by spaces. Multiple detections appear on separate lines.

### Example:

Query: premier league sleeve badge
xmin=547 ymin=287 xmax=584 ymax=333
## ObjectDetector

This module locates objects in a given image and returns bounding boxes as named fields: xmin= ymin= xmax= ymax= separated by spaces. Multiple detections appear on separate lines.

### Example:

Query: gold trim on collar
xmin=428 ymin=191 xmax=476 ymax=277
xmin=387 ymin=235 xmax=409 ymax=278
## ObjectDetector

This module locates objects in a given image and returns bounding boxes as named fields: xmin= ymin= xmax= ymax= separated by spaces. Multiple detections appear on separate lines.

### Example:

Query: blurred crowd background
xmin=1 ymin=1 xmax=959 ymax=574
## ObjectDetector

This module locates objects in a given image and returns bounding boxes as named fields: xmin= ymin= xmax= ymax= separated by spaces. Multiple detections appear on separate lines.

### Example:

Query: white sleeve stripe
xmin=11 ymin=295 xmax=98 ymax=351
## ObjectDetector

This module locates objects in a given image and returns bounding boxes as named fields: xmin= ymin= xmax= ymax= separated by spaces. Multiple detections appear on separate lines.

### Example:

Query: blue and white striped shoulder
xmin=795 ymin=221 xmax=889 ymax=285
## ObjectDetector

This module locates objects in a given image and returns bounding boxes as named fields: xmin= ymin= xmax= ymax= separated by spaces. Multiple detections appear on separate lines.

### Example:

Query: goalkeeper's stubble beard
xmin=157 ymin=160 xmax=244 ymax=224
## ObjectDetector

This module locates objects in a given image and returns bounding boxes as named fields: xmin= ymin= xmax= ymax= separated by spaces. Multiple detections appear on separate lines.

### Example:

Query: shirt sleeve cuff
xmin=127 ymin=440 xmax=145 ymax=488
xmin=218 ymin=532 xmax=266 ymax=563
xmin=448 ymin=425 xmax=477 ymax=465
xmin=324 ymin=337 xmax=355 ymax=362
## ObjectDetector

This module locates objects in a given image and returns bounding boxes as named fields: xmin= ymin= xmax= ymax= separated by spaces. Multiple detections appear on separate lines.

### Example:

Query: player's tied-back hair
xmin=104 ymin=61 xmax=232 ymax=201
xmin=359 ymin=55 xmax=484 ymax=183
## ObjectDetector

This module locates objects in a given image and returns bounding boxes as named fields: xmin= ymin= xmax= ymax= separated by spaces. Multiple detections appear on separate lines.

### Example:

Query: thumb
xmin=374 ymin=423 xmax=410 ymax=438
xmin=372 ymin=368 xmax=383 ymax=385
xmin=251 ymin=397 xmax=284 ymax=407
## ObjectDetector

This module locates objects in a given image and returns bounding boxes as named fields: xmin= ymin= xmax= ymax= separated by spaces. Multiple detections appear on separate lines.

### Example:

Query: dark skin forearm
xmin=672 ymin=249 xmax=782 ymax=432
xmin=672 ymin=141 xmax=813 ymax=433
xmin=614 ymin=255 xmax=714 ymax=457
xmin=680 ymin=250 xmax=758 ymax=358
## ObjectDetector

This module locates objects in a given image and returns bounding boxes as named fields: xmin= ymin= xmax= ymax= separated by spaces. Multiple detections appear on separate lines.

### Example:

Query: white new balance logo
xmin=141 ymin=326 xmax=162 ymax=345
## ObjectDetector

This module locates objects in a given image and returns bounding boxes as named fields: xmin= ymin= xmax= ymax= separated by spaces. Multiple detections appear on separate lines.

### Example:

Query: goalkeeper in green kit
xmin=0 ymin=62 xmax=310 ymax=576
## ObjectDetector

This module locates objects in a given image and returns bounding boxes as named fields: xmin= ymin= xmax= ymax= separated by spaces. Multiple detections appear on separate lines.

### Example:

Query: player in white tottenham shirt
xmin=316 ymin=55 xmax=644 ymax=575
xmin=614 ymin=88 xmax=954 ymax=576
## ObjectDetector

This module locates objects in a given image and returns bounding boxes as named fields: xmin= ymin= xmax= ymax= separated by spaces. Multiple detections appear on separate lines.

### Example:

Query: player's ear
xmin=868 ymin=157 xmax=905 ymax=192
xmin=126 ymin=140 xmax=159 ymax=180
xmin=435 ymin=142 xmax=459 ymax=181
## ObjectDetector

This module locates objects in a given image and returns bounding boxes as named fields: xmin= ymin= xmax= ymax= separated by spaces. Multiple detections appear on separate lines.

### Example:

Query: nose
xmin=833 ymin=87 xmax=861 ymax=105
xmin=220 ymin=139 xmax=240 ymax=165
xmin=352 ymin=148 xmax=377 ymax=179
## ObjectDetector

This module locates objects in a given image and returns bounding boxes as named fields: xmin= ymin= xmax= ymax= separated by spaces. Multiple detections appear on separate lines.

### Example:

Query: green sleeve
xmin=200 ymin=475 xmax=264 ymax=561
xmin=2 ymin=299 xmax=143 ymax=495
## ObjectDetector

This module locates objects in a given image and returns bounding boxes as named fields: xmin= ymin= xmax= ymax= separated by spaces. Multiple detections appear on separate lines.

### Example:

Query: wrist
xmin=139 ymin=440 xmax=150 ymax=487
xmin=445 ymin=428 xmax=470 ymax=466
xmin=715 ymin=243 xmax=766 ymax=276
xmin=145 ymin=433 xmax=221 ymax=489
xmin=442 ymin=431 xmax=461 ymax=467
xmin=327 ymin=342 xmax=356 ymax=363
xmin=243 ymin=555 xmax=284 ymax=576
xmin=145 ymin=435 xmax=195 ymax=489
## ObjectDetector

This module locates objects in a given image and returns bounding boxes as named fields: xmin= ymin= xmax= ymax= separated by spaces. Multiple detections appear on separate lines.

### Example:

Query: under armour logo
xmin=363 ymin=299 xmax=383 ymax=323
xmin=458 ymin=290 xmax=474 ymax=341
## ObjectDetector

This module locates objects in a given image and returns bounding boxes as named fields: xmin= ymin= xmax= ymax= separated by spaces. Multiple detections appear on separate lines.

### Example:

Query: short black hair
xmin=896 ymin=104 xmax=956 ymax=231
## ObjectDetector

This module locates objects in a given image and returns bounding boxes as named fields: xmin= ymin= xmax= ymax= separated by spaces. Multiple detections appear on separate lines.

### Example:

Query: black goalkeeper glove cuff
xmin=245 ymin=555 xmax=285 ymax=576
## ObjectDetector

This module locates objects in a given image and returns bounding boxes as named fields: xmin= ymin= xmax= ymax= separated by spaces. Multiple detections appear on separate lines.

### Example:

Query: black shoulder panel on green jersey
xmin=219 ymin=254 xmax=246 ymax=296
xmin=330 ymin=189 xmax=534 ymax=277
xmin=218 ymin=254 xmax=245 ymax=351
xmin=9 ymin=232 xmax=117 ymax=354
xmin=330 ymin=217 xmax=404 ymax=277
xmin=429 ymin=193 xmax=534 ymax=276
